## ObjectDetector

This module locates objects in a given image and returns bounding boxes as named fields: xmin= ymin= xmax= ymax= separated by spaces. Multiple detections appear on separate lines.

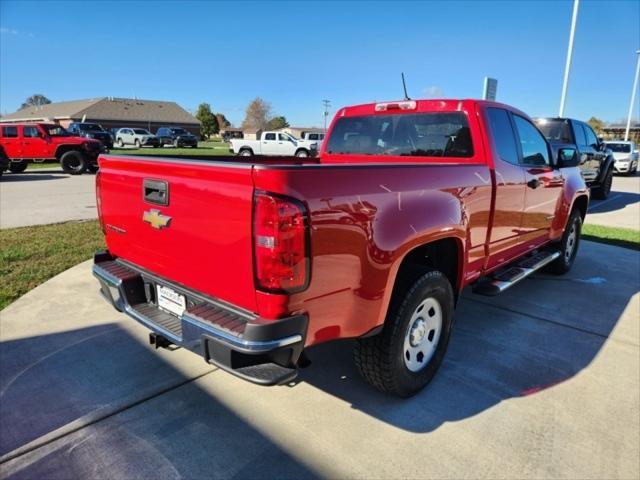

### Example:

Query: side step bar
xmin=472 ymin=250 xmax=561 ymax=296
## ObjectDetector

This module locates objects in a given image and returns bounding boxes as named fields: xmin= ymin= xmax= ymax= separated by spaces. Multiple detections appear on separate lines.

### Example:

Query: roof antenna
xmin=401 ymin=72 xmax=411 ymax=100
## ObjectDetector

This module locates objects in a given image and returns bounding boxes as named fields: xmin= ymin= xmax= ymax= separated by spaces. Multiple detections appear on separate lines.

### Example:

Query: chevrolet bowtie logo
xmin=143 ymin=209 xmax=172 ymax=229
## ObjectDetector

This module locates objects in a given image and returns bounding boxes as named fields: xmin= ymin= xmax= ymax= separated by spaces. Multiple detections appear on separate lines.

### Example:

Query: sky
xmin=0 ymin=0 xmax=638 ymax=127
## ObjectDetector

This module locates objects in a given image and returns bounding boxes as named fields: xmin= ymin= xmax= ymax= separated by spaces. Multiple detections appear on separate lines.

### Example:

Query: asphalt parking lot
xmin=0 ymin=240 xmax=638 ymax=479
xmin=1 ymin=168 xmax=638 ymax=230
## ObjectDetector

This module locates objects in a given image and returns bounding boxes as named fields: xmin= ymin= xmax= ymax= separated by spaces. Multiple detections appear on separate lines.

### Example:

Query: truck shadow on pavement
xmin=298 ymin=256 xmax=637 ymax=433
xmin=0 ymin=174 xmax=67 ymax=182
xmin=0 ymin=324 xmax=318 ymax=479
xmin=588 ymin=190 xmax=640 ymax=214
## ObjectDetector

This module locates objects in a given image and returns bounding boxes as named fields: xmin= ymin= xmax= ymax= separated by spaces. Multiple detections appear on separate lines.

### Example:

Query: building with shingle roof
xmin=1 ymin=97 xmax=201 ymax=135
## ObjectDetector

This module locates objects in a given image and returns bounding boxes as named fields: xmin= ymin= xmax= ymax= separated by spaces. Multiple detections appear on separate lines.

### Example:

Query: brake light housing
xmin=253 ymin=191 xmax=310 ymax=293
xmin=374 ymin=100 xmax=417 ymax=112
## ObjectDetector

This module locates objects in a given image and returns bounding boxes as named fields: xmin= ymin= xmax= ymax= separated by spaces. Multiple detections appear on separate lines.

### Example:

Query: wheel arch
xmin=571 ymin=194 xmax=589 ymax=222
xmin=54 ymin=144 xmax=83 ymax=160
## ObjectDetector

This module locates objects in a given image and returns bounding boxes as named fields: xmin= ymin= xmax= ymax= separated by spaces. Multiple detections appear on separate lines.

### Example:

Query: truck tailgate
xmin=97 ymin=155 xmax=257 ymax=313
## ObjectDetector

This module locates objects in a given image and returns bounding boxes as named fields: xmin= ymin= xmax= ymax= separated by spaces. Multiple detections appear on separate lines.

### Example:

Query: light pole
xmin=625 ymin=50 xmax=640 ymax=141
xmin=559 ymin=0 xmax=580 ymax=117
xmin=322 ymin=99 xmax=331 ymax=132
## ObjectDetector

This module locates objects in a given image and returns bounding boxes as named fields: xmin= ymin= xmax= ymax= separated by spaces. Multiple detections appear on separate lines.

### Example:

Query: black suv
xmin=156 ymin=127 xmax=198 ymax=148
xmin=68 ymin=122 xmax=113 ymax=149
xmin=535 ymin=117 xmax=614 ymax=199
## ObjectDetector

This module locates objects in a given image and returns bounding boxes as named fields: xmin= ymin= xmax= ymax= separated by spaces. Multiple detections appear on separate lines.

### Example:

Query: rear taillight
xmin=95 ymin=170 xmax=105 ymax=234
xmin=253 ymin=191 xmax=309 ymax=293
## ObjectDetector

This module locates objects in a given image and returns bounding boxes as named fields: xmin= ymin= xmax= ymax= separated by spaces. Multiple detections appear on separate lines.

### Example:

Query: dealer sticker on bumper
xmin=157 ymin=285 xmax=186 ymax=317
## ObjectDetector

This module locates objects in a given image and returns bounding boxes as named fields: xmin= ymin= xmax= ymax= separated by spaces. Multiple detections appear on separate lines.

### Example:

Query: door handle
xmin=143 ymin=179 xmax=169 ymax=206
xmin=527 ymin=178 xmax=540 ymax=189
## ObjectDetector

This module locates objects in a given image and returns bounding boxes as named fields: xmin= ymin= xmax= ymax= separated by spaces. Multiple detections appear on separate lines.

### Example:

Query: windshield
xmin=43 ymin=125 xmax=70 ymax=136
xmin=325 ymin=112 xmax=473 ymax=157
xmin=133 ymin=129 xmax=151 ymax=135
xmin=535 ymin=119 xmax=573 ymax=143
xmin=79 ymin=123 xmax=105 ymax=132
xmin=605 ymin=143 xmax=632 ymax=153
xmin=171 ymin=128 xmax=188 ymax=135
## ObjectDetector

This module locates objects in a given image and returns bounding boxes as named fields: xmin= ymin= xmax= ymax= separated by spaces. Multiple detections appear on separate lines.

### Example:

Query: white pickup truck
xmin=230 ymin=131 xmax=318 ymax=157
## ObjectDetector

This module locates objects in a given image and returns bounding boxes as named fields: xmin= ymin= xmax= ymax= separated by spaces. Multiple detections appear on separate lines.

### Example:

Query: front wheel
xmin=60 ymin=151 xmax=87 ymax=175
xmin=239 ymin=149 xmax=252 ymax=157
xmin=9 ymin=160 xmax=28 ymax=173
xmin=117 ymin=138 xmax=124 ymax=148
xmin=549 ymin=209 xmax=582 ymax=275
xmin=134 ymin=139 xmax=140 ymax=148
xmin=354 ymin=271 xmax=454 ymax=397
xmin=295 ymin=149 xmax=309 ymax=158
xmin=592 ymin=169 xmax=613 ymax=199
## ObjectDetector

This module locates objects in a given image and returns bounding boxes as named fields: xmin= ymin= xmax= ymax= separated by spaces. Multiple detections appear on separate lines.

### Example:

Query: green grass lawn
xmin=27 ymin=161 xmax=60 ymax=170
xmin=582 ymin=224 xmax=640 ymax=251
xmin=0 ymin=220 xmax=105 ymax=310
xmin=110 ymin=141 xmax=232 ymax=157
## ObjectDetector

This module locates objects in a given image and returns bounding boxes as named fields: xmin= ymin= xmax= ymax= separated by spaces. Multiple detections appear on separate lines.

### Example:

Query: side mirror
xmin=556 ymin=147 xmax=579 ymax=168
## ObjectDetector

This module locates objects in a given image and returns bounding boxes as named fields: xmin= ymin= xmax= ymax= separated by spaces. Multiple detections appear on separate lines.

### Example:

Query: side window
xmin=486 ymin=108 xmax=519 ymax=165
xmin=2 ymin=126 xmax=18 ymax=138
xmin=512 ymin=115 xmax=550 ymax=166
xmin=583 ymin=124 xmax=598 ymax=148
xmin=308 ymin=133 xmax=317 ymax=140
xmin=23 ymin=126 xmax=40 ymax=138
xmin=278 ymin=133 xmax=290 ymax=141
xmin=573 ymin=122 xmax=587 ymax=146
xmin=265 ymin=133 xmax=276 ymax=141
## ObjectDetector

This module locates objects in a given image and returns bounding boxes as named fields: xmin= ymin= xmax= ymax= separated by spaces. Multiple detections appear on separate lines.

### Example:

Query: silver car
xmin=605 ymin=141 xmax=638 ymax=175
xmin=115 ymin=128 xmax=161 ymax=148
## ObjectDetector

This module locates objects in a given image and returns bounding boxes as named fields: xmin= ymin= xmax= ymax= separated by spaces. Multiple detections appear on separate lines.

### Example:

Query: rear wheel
xmin=9 ymin=160 xmax=28 ymax=173
xmin=87 ymin=164 xmax=99 ymax=173
xmin=60 ymin=150 xmax=87 ymax=175
xmin=592 ymin=169 xmax=613 ymax=199
xmin=354 ymin=271 xmax=454 ymax=397
xmin=549 ymin=209 xmax=582 ymax=275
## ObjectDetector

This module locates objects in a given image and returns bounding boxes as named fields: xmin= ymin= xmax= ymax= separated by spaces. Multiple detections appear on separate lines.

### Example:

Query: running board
xmin=472 ymin=250 xmax=561 ymax=296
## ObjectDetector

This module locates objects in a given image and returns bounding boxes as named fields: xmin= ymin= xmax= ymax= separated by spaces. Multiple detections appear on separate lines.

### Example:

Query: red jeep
xmin=0 ymin=123 xmax=102 ymax=175
xmin=93 ymin=99 xmax=589 ymax=396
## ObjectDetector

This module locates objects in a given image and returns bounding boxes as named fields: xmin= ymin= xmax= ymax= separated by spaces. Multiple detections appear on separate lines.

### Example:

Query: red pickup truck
xmin=93 ymin=99 xmax=588 ymax=397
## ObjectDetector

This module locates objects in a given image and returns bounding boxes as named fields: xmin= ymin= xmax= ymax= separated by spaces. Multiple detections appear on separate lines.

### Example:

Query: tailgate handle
xmin=143 ymin=179 xmax=169 ymax=206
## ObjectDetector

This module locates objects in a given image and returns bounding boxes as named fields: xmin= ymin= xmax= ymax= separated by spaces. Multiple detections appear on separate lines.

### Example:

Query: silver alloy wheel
xmin=240 ymin=150 xmax=251 ymax=156
xmin=296 ymin=150 xmax=308 ymax=157
xmin=403 ymin=297 xmax=442 ymax=372
xmin=565 ymin=221 xmax=577 ymax=262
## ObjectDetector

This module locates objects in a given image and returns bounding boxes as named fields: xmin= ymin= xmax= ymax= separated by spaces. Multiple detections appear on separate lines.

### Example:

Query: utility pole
xmin=625 ymin=50 xmax=640 ymax=141
xmin=322 ymin=99 xmax=331 ymax=132
xmin=559 ymin=0 xmax=579 ymax=117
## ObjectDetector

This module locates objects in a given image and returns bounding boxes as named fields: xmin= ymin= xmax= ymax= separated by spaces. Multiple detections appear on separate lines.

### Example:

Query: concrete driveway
xmin=0 ymin=240 xmax=638 ymax=479
xmin=586 ymin=173 xmax=640 ymax=230
xmin=0 ymin=169 xmax=97 ymax=229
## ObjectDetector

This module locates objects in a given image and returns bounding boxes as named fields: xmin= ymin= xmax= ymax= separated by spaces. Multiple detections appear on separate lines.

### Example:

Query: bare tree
xmin=241 ymin=97 xmax=272 ymax=130
xmin=20 ymin=94 xmax=51 ymax=110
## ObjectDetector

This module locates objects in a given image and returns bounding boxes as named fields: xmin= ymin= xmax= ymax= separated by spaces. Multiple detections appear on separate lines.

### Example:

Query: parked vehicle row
xmin=93 ymin=97 xmax=589 ymax=397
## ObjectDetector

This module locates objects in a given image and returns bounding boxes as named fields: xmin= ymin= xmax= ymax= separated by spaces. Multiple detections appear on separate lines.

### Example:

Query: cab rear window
xmin=326 ymin=112 xmax=473 ymax=157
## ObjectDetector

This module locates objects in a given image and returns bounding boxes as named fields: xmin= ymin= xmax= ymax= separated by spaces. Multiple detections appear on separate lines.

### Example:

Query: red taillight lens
xmin=253 ymin=191 xmax=309 ymax=293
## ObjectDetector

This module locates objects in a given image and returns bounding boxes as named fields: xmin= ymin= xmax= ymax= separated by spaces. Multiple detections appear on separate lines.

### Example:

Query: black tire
xmin=191 ymin=144 xmax=198 ymax=148
xmin=354 ymin=270 xmax=455 ymax=397
xmin=134 ymin=139 xmax=141 ymax=148
xmin=8 ymin=160 xmax=28 ymax=173
xmin=60 ymin=150 xmax=87 ymax=175
xmin=153 ymin=144 xmax=160 ymax=148
xmin=87 ymin=164 xmax=99 ymax=173
xmin=592 ymin=169 xmax=613 ymax=200
xmin=295 ymin=149 xmax=309 ymax=158
xmin=239 ymin=149 xmax=253 ymax=157
xmin=117 ymin=138 xmax=124 ymax=148
xmin=173 ymin=139 xmax=179 ymax=148
xmin=548 ymin=209 xmax=582 ymax=275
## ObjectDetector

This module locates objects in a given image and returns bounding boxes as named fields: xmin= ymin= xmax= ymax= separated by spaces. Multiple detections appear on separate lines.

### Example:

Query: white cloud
xmin=423 ymin=86 xmax=444 ymax=98
xmin=0 ymin=27 xmax=19 ymax=35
